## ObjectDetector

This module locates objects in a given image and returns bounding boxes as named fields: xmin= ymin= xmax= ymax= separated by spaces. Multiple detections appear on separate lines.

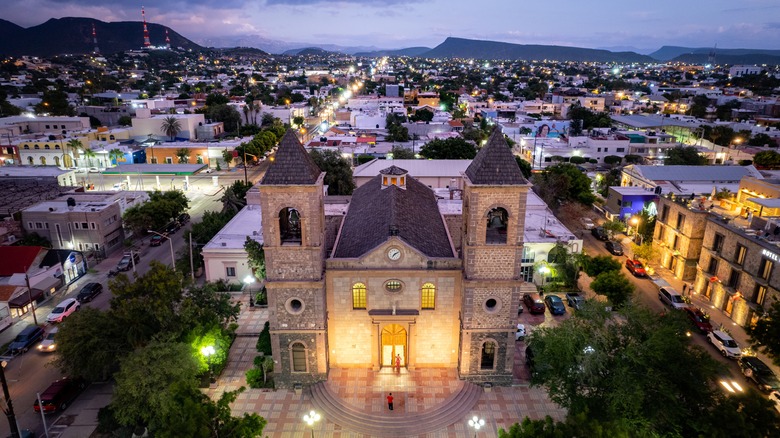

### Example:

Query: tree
xmin=161 ymin=116 xmax=182 ymax=141
xmin=108 ymin=148 xmax=123 ymax=166
xmin=205 ymin=93 xmax=229 ymax=106
xmin=701 ymin=388 xmax=780 ymax=438
xmin=221 ymin=148 xmax=235 ymax=169
xmin=207 ymin=104 xmax=242 ymax=134
xmin=590 ymin=270 xmax=634 ymax=308
xmin=527 ymin=305 xmax=721 ymax=436
xmin=391 ymin=146 xmax=415 ymax=159
xmin=14 ymin=232 xmax=51 ymax=247
xmin=568 ymin=156 xmax=586 ymax=165
xmin=410 ymin=108 xmax=434 ymax=122
xmin=582 ymin=255 xmax=621 ymax=278
xmin=747 ymin=300 xmax=780 ymax=367
xmin=244 ymin=237 xmax=266 ymax=280
xmin=748 ymin=133 xmax=778 ymax=148
xmin=664 ymin=146 xmax=708 ymax=165
xmin=190 ymin=211 xmax=236 ymax=246
xmin=631 ymin=241 xmax=657 ymax=264
xmin=515 ymin=156 xmax=532 ymax=179
xmin=753 ymin=150 xmax=780 ymax=169
xmin=385 ymin=113 xmax=409 ymax=142
xmin=601 ymin=219 xmax=626 ymax=238
xmin=176 ymin=148 xmax=190 ymax=164
xmin=602 ymin=155 xmax=622 ymax=166
xmin=624 ymin=154 xmax=642 ymax=164
xmin=35 ymin=89 xmax=74 ymax=116
xmin=309 ymin=149 xmax=356 ymax=195
xmin=292 ymin=115 xmax=305 ymax=127
xmin=419 ymin=137 xmax=478 ymax=159
xmin=117 ymin=115 xmax=132 ymax=126
xmin=82 ymin=147 xmax=97 ymax=168
xmin=122 ymin=190 xmax=188 ymax=234
xmin=532 ymin=163 xmax=595 ymax=206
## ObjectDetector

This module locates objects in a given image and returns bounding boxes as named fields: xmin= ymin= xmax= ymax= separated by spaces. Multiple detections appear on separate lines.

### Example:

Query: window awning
xmin=8 ymin=289 xmax=44 ymax=309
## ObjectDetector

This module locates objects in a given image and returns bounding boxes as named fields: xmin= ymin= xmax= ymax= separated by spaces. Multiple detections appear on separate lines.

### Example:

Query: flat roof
xmin=23 ymin=191 xmax=147 ymax=213
xmin=610 ymin=186 xmax=657 ymax=196
xmin=0 ymin=167 xmax=71 ymax=178
xmin=611 ymin=114 xmax=703 ymax=129
xmin=203 ymin=204 xmax=263 ymax=251
xmin=102 ymin=164 xmax=206 ymax=176
xmin=353 ymin=159 xmax=472 ymax=179
xmin=747 ymin=197 xmax=780 ymax=208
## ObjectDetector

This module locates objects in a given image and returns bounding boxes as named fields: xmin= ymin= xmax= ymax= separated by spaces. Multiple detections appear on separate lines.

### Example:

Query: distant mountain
xmin=197 ymin=34 xmax=381 ymax=55
xmin=0 ymin=17 xmax=202 ymax=57
xmin=282 ymin=47 xmax=334 ymax=56
xmin=354 ymin=47 xmax=431 ymax=57
xmin=672 ymin=53 xmax=780 ymax=66
xmin=650 ymin=45 xmax=780 ymax=62
xmin=596 ymin=45 xmax=654 ymax=55
xmin=422 ymin=37 xmax=653 ymax=62
xmin=215 ymin=47 xmax=269 ymax=57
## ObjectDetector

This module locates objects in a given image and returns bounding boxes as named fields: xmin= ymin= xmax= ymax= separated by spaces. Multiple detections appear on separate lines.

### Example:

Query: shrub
xmin=246 ymin=368 xmax=264 ymax=388
xmin=256 ymin=321 xmax=272 ymax=355
xmin=569 ymin=156 xmax=586 ymax=164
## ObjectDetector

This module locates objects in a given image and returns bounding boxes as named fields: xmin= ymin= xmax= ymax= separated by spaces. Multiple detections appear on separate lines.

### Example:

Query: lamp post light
xmin=244 ymin=275 xmax=256 ymax=307
xmin=201 ymin=345 xmax=215 ymax=383
xmin=0 ymin=361 xmax=21 ymax=438
xmin=630 ymin=216 xmax=641 ymax=244
xmin=468 ymin=415 xmax=485 ymax=438
xmin=303 ymin=410 xmax=321 ymax=438
xmin=147 ymin=230 xmax=175 ymax=272
xmin=538 ymin=266 xmax=551 ymax=289
xmin=243 ymin=151 xmax=257 ymax=186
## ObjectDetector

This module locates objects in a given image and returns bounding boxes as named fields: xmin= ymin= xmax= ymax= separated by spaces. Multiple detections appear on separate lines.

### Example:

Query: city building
xmin=603 ymin=186 xmax=659 ymax=222
xmin=653 ymin=196 xmax=709 ymax=281
xmin=620 ymin=164 xmax=762 ymax=196
xmin=255 ymin=129 xmax=529 ymax=389
xmin=20 ymin=191 xmax=149 ymax=259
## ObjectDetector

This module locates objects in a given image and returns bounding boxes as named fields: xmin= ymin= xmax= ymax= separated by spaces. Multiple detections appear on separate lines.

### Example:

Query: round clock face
xmin=387 ymin=248 xmax=401 ymax=260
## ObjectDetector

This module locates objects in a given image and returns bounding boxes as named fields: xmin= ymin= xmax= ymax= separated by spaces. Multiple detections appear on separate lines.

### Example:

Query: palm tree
xmin=176 ymin=148 xmax=190 ymax=164
xmin=82 ymin=147 xmax=97 ymax=168
xmin=66 ymin=138 xmax=82 ymax=168
xmin=108 ymin=148 xmax=123 ymax=167
xmin=160 ymin=116 xmax=182 ymax=141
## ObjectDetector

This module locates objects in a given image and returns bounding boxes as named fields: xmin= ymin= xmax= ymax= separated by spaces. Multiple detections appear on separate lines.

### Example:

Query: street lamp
xmin=244 ymin=275 xmax=256 ymax=307
xmin=147 ymin=230 xmax=175 ymax=272
xmin=303 ymin=410 xmax=321 ymax=438
xmin=539 ymin=266 xmax=551 ymax=288
xmin=468 ymin=416 xmax=485 ymax=438
xmin=201 ymin=345 xmax=215 ymax=383
xmin=243 ymin=151 xmax=257 ymax=186
xmin=630 ymin=216 xmax=641 ymax=244
xmin=0 ymin=361 xmax=21 ymax=438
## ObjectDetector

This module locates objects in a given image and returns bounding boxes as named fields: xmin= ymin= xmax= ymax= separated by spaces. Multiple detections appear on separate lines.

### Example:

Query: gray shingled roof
xmin=464 ymin=129 xmax=527 ymax=185
xmin=379 ymin=165 xmax=408 ymax=176
xmin=260 ymin=129 xmax=322 ymax=185
xmin=332 ymin=175 xmax=454 ymax=259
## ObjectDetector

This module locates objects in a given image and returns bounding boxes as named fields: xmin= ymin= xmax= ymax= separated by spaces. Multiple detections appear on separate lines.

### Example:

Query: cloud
xmin=265 ymin=0 xmax=416 ymax=5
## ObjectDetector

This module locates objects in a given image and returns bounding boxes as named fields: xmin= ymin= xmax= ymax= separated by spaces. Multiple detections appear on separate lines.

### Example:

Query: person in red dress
xmin=387 ymin=393 xmax=394 ymax=410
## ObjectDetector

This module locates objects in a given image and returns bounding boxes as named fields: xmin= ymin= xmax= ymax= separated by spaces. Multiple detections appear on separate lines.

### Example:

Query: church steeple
xmin=464 ymin=128 xmax=527 ymax=186
xmin=379 ymin=165 xmax=408 ymax=190
xmin=261 ymin=129 xmax=322 ymax=186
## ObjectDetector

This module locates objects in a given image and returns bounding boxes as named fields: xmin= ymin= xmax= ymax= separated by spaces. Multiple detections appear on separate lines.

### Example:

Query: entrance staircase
xmin=309 ymin=379 xmax=483 ymax=436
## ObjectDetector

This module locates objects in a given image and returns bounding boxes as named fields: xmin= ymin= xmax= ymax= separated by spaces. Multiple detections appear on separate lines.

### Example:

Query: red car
xmin=625 ymin=259 xmax=646 ymax=277
xmin=523 ymin=293 xmax=546 ymax=315
xmin=34 ymin=377 xmax=87 ymax=413
xmin=684 ymin=307 xmax=713 ymax=333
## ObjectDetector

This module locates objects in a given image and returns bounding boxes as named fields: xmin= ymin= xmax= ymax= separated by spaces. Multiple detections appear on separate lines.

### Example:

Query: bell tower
xmin=258 ymin=129 xmax=328 ymax=388
xmin=459 ymin=129 xmax=530 ymax=385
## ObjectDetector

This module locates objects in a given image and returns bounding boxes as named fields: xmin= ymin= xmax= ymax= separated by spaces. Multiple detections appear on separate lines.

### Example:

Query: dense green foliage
xmin=532 ymin=163 xmax=595 ymax=206
xmin=309 ymin=149 xmax=356 ymax=195
xmin=419 ymin=137 xmax=478 ymax=159
xmin=122 ymin=190 xmax=188 ymax=235
xmin=664 ymin=146 xmax=708 ymax=165
xmin=590 ymin=270 xmax=634 ymax=308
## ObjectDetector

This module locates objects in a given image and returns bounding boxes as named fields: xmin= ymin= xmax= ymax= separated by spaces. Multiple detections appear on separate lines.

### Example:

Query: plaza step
xmin=309 ymin=379 xmax=483 ymax=436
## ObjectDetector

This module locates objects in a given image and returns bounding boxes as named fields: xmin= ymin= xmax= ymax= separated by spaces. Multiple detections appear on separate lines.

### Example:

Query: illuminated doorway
xmin=381 ymin=324 xmax=407 ymax=369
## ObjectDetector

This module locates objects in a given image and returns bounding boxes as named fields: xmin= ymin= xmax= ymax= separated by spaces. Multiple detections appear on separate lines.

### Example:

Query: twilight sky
xmin=3 ymin=0 xmax=780 ymax=51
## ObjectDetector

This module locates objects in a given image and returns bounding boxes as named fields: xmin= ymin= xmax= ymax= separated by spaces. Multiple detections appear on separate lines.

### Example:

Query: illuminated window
xmin=352 ymin=282 xmax=366 ymax=309
xmin=421 ymin=283 xmax=435 ymax=309
xmin=385 ymin=280 xmax=402 ymax=293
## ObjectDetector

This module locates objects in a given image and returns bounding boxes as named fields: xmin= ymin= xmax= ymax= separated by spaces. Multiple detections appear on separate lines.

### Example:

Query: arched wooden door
xmin=381 ymin=324 xmax=407 ymax=368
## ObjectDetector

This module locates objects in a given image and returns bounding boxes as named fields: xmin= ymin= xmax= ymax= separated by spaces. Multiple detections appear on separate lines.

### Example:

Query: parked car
xmin=177 ymin=213 xmax=191 ymax=224
xmin=707 ymin=330 xmax=742 ymax=359
xmin=33 ymin=377 xmax=87 ymax=413
xmin=117 ymin=252 xmax=140 ymax=271
xmin=515 ymin=324 xmax=526 ymax=341
xmin=544 ymin=295 xmax=566 ymax=315
xmin=580 ymin=217 xmax=595 ymax=230
xmin=684 ymin=307 xmax=713 ymax=333
xmin=150 ymin=234 xmax=166 ymax=247
xmin=770 ymin=391 xmax=780 ymax=414
xmin=164 ymin=222 xmax=180 ymax=234
xmin=625 ymin=259 xmax=646 ymax=277
xmin=565 ymin=292 xmax=585 ymax=310
xmin=37 ymin=327 xmax=59 ymax=353
xmin=87 ymin=167 xmax=100 ymax=173
xmin=591 ymin=227 xmax=609 ymax=241
xmin=605 ymin=241 xmax=624 ymax=256
xmin=8 ymin=325 xmax=45 ymax=354
xmin=658 ymin=286 xmax=688 ymax=309
xmin=739 ymin=356 xmax=780 ymax=393
xmin=46 ymin=298 xmax=80 ymax=323
xmin=76 ymin=282 xmax=103 ymax=303
xmin=523 ymin=293 xmax=546 ymax=315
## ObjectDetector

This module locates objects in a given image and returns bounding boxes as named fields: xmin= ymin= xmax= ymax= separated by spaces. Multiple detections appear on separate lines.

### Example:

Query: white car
xmin=46 ymin=298 xmax=80 ymax=323
xmin=580 ymin=217 xmax=596 ymax=230
xmin=659 ymin=287 xmax=688 ymax=310
xmin=707 ymin=330 xmax=741 ymax=359
xmin=37 ymin=327 xmax=59 ymax=352
xmin=770 ymin=391 xmax=780 ymax=414
xmin=88 ymin=167 xmax=100 ymax=173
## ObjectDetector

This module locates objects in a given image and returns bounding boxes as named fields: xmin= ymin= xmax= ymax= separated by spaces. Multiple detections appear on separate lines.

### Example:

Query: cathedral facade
xmin=258 ymin=130 xmax=529 ymax=388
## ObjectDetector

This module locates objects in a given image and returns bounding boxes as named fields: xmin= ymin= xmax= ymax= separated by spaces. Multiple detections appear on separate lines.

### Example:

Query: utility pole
xmin=0 ymin=361 xmax=21 ymax=438
xmin=24 ymin=269 xmax=38 ymax=326
xmin=189 ymin=233 xmax=195 ymax=282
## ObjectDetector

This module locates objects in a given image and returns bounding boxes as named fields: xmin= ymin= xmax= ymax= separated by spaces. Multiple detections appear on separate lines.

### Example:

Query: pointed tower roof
xmin=464 ymin=129 xmax=527 ymax=185
xmin=260 ymin=129 xmax=322 ymax=185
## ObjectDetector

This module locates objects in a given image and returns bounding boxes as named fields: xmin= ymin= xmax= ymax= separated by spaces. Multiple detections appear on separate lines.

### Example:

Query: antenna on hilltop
xmin=708 ymin=43 xmax=717 ymax=66
xmin=142 ymin=6 xmax=151 ymax=48
xmin=92 ymin=22 xmax=99 ymax=54
xmin=165 ymin=28 xmax=171 ymax=49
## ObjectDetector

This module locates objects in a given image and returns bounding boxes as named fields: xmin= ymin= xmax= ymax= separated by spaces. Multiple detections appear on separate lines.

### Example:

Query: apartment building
xmin=653 ymin=196 xmax=709 ymax=281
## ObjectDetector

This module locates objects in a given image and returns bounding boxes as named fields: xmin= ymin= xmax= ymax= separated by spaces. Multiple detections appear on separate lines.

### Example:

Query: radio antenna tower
xmin=708 ymin=43 xmax=717 ymax=66
xmin=165 ymin=29 xmax=171 ymax=49
xmin=92 ymin=22 xmax=100 ymax=54
xmin=142 ymin=7 xmax=151 ymax=47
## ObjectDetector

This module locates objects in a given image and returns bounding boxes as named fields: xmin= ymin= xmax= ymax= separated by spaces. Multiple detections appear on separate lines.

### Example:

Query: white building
xmin=729 ymin=65 xmax=763 ymax=78
xmin=131 ymin=112 xmax=206 ymax=141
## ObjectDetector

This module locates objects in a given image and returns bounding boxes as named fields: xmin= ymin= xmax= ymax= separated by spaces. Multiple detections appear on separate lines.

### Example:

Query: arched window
xmin=291 ymin=342 xmax=307 ymax=372
xmin=279 ymin=207 xmax=301 ymax=245
xmin=40 ymin=157 xmax=46 ymax=165
xmin=109 ymin=135 xmax=115 ymax=140
xmin=34 ymin=144 xmax=40 ymax=149
xmin=27 ymin=157 xmax=34 ymax=165
xmin=352 ymin=282 xmax=367 ymax=309
xmin=44 ymin=144 xmax=50 ymax=149
xmin=480 ymin=340 xmax=497 ymax=370
xmin=54 ymin=156 xmax=60 ymax=166
xmin=485 ymin=207 xmax=508 ymax=244
xmin=547 ymin=245 xmax=568 ymax=264
xmin=421 ymin=283 xmax=436 ymax=309
xmin=54 ymin=144 xmax=60 ymax=150
xmin=23 ymin=145 xmax=29 ymax=150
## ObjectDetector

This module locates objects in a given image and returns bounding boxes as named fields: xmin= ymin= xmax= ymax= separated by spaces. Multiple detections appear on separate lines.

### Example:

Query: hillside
xmin=282 ymin=47 xmax=334 ymax=56
xmin=354 ymin=47 xmax=431 ymax=57
xmin=672 ymin=53 xmax=780 ymax=66
xmin=0 ymin=17 xmax=202 ymax=56
xmin=651 ymin=45 xmax=780 ymax=62
xmin=422 ymin=37 xmax=653 ymax=62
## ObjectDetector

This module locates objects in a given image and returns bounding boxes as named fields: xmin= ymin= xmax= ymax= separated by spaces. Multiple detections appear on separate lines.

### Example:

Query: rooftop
xmin=23 ymin=191 xmax=148 ymax=213
xmin=354 ymin=159 xmax=472 ymax=179
xmin=203 ymin=204 xmax=263 ymax=251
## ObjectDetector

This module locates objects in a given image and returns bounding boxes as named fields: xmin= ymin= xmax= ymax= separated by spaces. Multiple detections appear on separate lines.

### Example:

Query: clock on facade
xmin=387 ymin=248 xmax=401 ymax=260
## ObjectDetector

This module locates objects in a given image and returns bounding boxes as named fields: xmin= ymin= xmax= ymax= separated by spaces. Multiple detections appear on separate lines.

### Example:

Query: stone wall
xmin=272 ymin=331 xmax=327 ymax=389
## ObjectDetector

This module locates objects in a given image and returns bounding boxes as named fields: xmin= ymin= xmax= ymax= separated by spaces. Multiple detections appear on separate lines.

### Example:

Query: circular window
xmin=285 ymin=297 xmax=305 ymax=315
xmin=384 ymin=280 xmax=403 ymax=293
xmin=483 ymin=297 xmax=502 ymax=313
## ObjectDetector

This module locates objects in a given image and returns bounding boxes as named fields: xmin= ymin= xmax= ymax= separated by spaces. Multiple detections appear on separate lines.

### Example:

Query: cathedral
xmin=258 ymin=129 xmax=530 ymax=388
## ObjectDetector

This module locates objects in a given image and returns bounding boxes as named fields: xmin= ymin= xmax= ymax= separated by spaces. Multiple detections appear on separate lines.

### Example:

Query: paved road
xmin=0 ymin=163 xmax=271 ymax=437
